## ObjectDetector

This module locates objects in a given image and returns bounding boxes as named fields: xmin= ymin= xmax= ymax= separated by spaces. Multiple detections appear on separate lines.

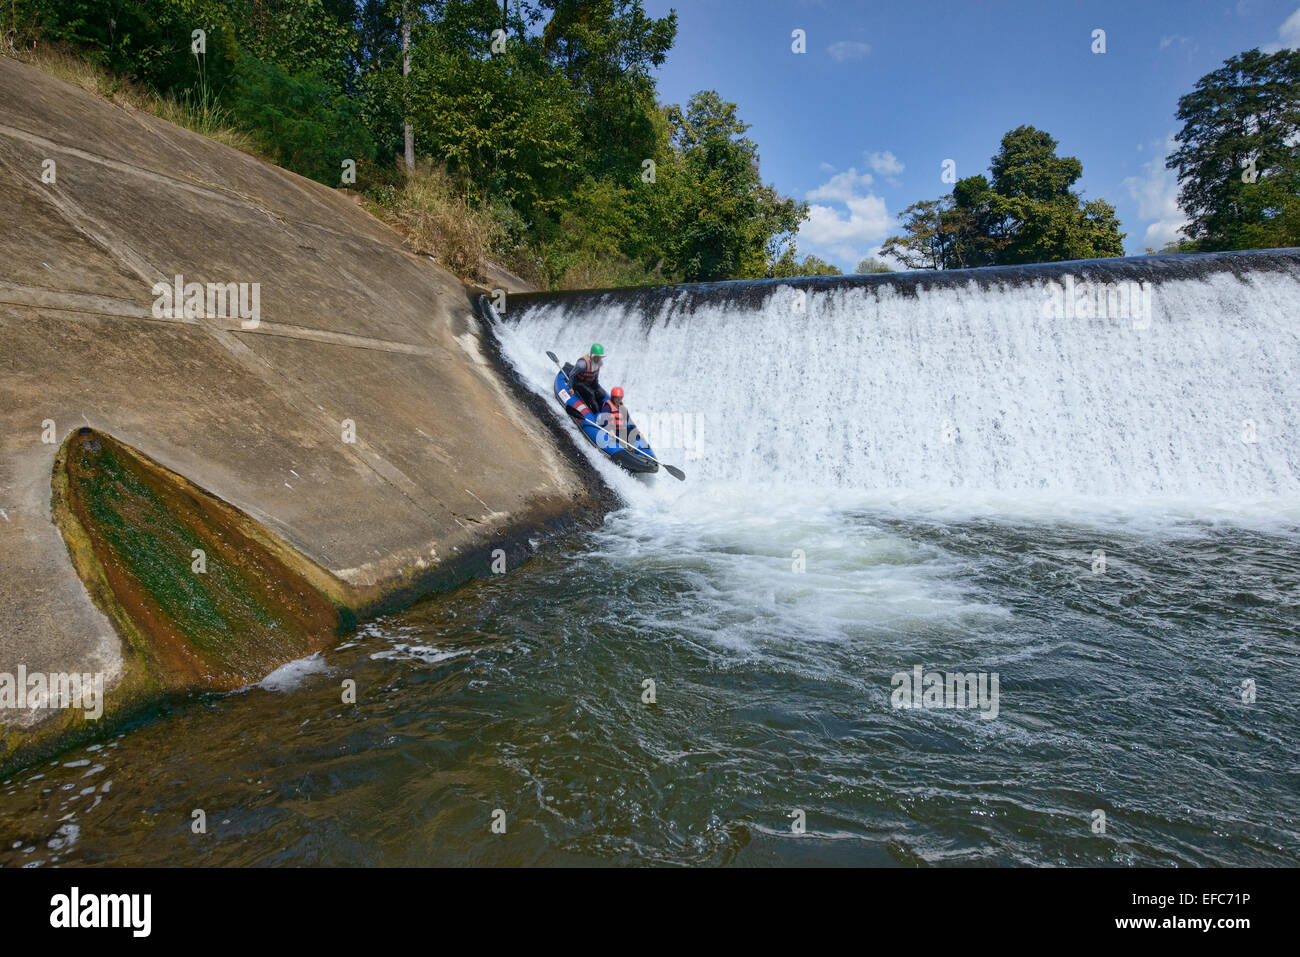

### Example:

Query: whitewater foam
xmin=496 ymin=253 xmax=1300 ymax=521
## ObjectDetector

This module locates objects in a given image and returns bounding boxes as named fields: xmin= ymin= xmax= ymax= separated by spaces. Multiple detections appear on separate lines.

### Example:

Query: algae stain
xmin=58 ymin=428 xmax=350 ymax=690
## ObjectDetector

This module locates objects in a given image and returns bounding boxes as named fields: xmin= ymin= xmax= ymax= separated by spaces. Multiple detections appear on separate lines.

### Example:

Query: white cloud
xmin=1159 ymin=34 xmax=1196 ymax=54
xmin=818 ymin=161 xmax=836 ymax=172
xmin=802 ymin=196 xmax=891 ymax=244
xmin=865 ymin=150 xmax=904 ymax=176
xmin=800 ymin=197 xmax=894 ymax=261
xmin=807 ymin=167 xmax=873 ymax=202
xmin=799 ymin=198 xmax=893 ymax=264
xmin=1122 ymin=146 xmax=1187 ymax=250
xmin=1281 ymin=7 xmax=1300 ymax=47
xmin=1263 ymin=6 xmax=1300 ymax=52
xmin=798 ymin=168 xmax=895 ymax=267
xmin=827 ymin=40 xmax=871 ymax=62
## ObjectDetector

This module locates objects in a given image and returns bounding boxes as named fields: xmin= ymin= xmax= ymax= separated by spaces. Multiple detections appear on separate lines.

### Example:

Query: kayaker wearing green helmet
xmin=570 ymin=343 xmax=607 ymax=412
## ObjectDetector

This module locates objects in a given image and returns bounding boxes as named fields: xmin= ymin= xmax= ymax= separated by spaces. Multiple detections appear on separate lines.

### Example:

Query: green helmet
xmin=590 ymin=343 xmax=605 ymax=357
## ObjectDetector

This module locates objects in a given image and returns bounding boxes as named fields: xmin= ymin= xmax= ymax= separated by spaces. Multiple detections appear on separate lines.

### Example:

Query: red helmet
xmin=611 ymin=387 xmax=624 ymax=400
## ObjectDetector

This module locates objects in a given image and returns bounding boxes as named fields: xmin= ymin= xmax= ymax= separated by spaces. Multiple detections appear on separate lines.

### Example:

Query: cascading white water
xmin=497 ymin=251 xmax=1300 ymax=516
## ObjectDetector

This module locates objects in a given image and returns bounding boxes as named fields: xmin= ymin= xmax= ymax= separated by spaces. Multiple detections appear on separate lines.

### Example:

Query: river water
xmin=1 ymin=255 xmax=1297 ymax=866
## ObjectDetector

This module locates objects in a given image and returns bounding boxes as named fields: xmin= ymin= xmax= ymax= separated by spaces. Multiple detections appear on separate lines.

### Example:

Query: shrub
xmin=379 ymin=163 xmax=504 ymax=281
xmin=230 ymin=52 xmax=375 ymax=186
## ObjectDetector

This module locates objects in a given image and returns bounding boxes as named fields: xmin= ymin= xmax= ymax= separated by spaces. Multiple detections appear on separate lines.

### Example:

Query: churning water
xmin=2 ymin=252 xmax=1297 ymax=866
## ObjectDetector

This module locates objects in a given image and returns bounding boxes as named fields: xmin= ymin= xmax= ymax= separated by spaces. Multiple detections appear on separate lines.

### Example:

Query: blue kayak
xmin=554 ymin=364 xmax=659 ymax=474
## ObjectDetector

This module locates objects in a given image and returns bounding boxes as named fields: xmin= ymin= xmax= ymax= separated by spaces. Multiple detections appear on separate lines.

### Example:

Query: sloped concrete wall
xmin=0 ymin=55 xmax=604 ymax=761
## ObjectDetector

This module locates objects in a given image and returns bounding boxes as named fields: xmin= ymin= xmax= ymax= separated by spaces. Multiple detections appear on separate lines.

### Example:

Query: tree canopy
xmin=882 ymin=127 xmax=1125 ymax=270
xmin=1167 ymin=47 xmax=1300 ymax=251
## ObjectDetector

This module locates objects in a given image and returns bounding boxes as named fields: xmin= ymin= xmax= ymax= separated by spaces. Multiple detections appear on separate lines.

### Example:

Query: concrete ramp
xmin=0 ymin=55 xmax=603 ymax=764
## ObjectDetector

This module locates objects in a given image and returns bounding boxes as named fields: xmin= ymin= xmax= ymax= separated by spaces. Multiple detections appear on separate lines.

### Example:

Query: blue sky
xmin=639 ymin=0 xmax=1300 ymax=270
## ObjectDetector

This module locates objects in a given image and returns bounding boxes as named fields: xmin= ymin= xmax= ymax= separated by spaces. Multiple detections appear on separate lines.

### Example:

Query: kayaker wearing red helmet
xmin=599 ymin=386 xmax=627 ymax=442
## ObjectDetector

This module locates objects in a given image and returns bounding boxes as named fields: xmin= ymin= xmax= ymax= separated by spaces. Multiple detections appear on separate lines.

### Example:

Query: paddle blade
xmin=546 ymin=350 xmax=559 ymax=366
xmin=664 ymin=464 xmax=686 ymax=481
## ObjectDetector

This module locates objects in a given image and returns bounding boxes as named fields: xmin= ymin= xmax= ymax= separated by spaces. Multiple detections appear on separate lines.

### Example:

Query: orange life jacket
xmin=600 ymin=397 xmax=625 ymax=435
xmin=574 ymin=354 xmax=601 ymax=383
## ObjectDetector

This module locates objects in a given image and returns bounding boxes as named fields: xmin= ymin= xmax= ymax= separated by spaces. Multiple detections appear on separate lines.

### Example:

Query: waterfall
xmin=496 ymin=249 xmax=1300 ymax=512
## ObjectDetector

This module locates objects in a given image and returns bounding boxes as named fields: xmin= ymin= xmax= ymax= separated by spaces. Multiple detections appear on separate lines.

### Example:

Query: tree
xmin=855 ymin=256 xmax=893 ymax=273
xmin=539 ymin=0 xmax=677 ymax=182
xmin=662 ymin=91 xmax=806 ymax=281
xmin=988 ymin=126 xmax=1124 ymax=263
xmin=17 ymin=0 xmax=807 ymax=288
xmin=9 ymin=0 xmax=239 ymax=95
xmin=1167 ymin=47 xmax=1300 ymax=250
xmin=228 ymin=0 xmax=356 ymax=93
xmin=990 ymin=125 xmax=1082 ymax=202
xmin=405 ymin=1 xmax=583 ymax=218
xmin=947 ymin=174 xmax=1012 ymax=267
xmin=1145 ymin=238 xmax=1198 ymax=255
xmin=768 ymin=248 xmax=842 ymax=277
xmin=231 ymin=51 xmax=376 ymax=184
xmin=882 ymin=127 xmax=1125 ymax=269
xmin=880 ymin=199 xmax=952 ymax=270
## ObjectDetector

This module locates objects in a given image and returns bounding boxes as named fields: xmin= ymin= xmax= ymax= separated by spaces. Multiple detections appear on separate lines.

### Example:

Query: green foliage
xmin=534 ymin=176 xmax=663 ymax=288
xmin=4 ymin=0 xmax=239 ymax=96
xmin=881 ymin=199 xmax=949 ymax=270
xmin=540 ymin=0 xmax=677 ymax=181
xmin=407 ymin=28 xmax=583 ymax=218
xmin=226 ymin=0 xmax=356 ymax=92
xmin=1146 ymin=238 xmax=1199 ymax=255
xmin=855 ymin=256 xmax=894 ymax=274
xmin=661 ymin=91 xmax=806 ymax=281
xmin=990 ymin=125 xmax=1082 ymax=202
xmin=1167 ymin=47 xmax=1300 ymax=251
xmin=16 ymin=0 xmax=807 ymax=288
xmin=883 ymin=126 xmax=1125 ymax=269
xmin=765 ymin=245 xmax=842 ymax=277
xmin=230 ymin=51 xmax=376 ymax=185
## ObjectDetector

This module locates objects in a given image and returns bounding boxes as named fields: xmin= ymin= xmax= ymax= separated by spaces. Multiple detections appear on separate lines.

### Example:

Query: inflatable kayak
xmin=554 ymin=363 xmax=659 ymax=474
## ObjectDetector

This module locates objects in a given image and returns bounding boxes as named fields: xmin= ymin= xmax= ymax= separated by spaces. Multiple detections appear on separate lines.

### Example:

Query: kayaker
xmin=570 ymin=343 xmax=607 ymax=412
xmin=598 ymin=386 xmax=627 ymax=445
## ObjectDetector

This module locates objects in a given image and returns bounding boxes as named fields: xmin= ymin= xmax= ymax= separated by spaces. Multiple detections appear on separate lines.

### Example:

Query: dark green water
xmin=2 ymin=493 xmax=1297 ymax=866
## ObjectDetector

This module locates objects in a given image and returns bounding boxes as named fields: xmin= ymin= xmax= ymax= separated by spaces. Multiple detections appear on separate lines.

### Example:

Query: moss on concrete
xmin=59 ymin=428 xmax=350 ymax=691
xmin=1 ymin=425 xmax=602 ymax=776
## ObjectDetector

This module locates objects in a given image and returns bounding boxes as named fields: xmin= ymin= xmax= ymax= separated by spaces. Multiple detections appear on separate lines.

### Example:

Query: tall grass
xmin=3 ymin=45 xmax=261 ymax=155
xmin=371 ymin=162 xmax=516 ymax=283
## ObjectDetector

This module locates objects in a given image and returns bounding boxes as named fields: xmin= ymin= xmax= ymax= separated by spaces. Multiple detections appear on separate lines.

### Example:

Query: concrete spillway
xmin=0 ymin=55 xmax=605 ymax=768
